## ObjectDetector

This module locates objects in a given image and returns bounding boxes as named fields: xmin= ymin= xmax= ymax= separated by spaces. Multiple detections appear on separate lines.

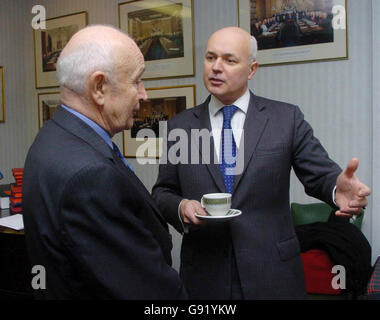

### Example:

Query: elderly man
xmin=23 ymin=25 xmax=187 ymax=299
xmin=152 ymin=26 xmax=370 ymax=299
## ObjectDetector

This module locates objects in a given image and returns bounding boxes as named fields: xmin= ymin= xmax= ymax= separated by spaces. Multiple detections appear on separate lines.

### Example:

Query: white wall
xmin=0 ymin=0 xmax=34 ymax=180
xmin=0 ymin=0 xmax=377 ymax=269
xmin=371 ymin=0 xmax=380 ymax=263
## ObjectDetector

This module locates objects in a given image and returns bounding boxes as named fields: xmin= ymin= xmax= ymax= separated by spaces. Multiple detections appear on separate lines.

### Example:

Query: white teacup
xmin=201 ymin=193 xmax=232 ymax=216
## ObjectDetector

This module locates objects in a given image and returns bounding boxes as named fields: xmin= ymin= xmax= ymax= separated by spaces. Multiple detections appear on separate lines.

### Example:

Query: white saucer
xmin=195 ymin=209 xmax=242 ymax=221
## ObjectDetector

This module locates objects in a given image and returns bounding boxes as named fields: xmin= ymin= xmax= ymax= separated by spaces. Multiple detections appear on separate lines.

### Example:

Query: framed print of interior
xmin=33 ymin=11 xmax=87 ymax=88
xmin=119 ymin=0 xmax=195 ymax=80
xmin=37 ymin=91 xmax=61 ymax=128
xmin=238 ymin=0 xmax=348 ymax=66
xmin=123 ymin=84 xmax=196 ymax=158
xmin=0 ymin=66 xmax=4 ymax=123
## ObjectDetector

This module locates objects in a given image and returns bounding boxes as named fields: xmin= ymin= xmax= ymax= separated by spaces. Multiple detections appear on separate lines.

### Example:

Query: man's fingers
xmin=194 ymin=203 xmax=208 ymax=216
xmin=184 ymin=213 xmax=201 ymax=225
xmin=358 ymin=185 xmax=371 ymax=197
xmin=186 ymin=213 xmax=206 ymax=226
xmin=349 ymin=199 xmax=368 ymax=208
xmin=340 ymin=206 xmax=363 ymax=214
xmin=335 ymin=210 xmax=354 ymax=218
xmin=182 ymin=200 xmax=207 ymax=225
xmin=344 ymin=158 xmax=359 ymax=178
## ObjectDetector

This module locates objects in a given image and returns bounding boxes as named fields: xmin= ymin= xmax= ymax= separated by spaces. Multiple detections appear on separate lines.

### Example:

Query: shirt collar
xmin=209 ymin=89 xmax=250 ymax=117
xmin=60 ymin=104 xmax=113 ymax=149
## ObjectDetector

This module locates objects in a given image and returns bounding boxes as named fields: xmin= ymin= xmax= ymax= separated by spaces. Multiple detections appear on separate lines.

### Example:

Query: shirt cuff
xmin=332 ymin=185 xmax=337 ymax=206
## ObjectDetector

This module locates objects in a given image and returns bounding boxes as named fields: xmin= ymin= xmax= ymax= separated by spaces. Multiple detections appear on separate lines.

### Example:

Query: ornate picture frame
xmin=238 ymin=0 xmax=348 ymax=66
xmin=119 ymin=0 xmax=195 ymax=80
xmin=33 ymin=11 xmax=88 ymax=88
xmin=0 ymin=66 xmax=4 ymax=123
xmin=37 ymin=91 xmax=61 ymax=128
xmin=123 ymin=84 xmax=196 ymax=158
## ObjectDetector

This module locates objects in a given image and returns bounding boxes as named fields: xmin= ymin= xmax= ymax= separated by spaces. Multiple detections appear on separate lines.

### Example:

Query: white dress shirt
xmin=209 ymin=89 xmax=250 ymax=160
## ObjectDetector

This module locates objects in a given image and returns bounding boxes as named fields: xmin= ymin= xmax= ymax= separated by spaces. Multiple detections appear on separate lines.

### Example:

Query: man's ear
xmin=248 ymin=61 xmax=258 ymax=80
xmin=88 ymin=71 xmax=106 ymax=106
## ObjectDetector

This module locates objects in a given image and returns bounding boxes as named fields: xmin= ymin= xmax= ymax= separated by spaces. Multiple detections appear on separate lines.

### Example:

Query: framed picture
xmin=238 ymin=0 xmax=347 ymax=66
xmin=123 ymin=85 xmax=196 ymax=158
xmin=37 ymin=92 xmax=61 ymax=128
xmin=0 ymin=67 xmax=4 ymax=123
xmin=33 ymin=11 xmax=88 ymax=88
xmin=119 ymin=0 xmax=195 ymax=80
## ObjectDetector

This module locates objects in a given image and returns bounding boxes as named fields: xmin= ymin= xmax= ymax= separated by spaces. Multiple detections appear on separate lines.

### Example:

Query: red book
xmin=13 ymin=172 xmax=24 ymax=176
xmin=10 ymin=197 xmax=22 ymax=205
xmin=10 ymin=204 xmax=23 ymax=213
xmin=11 ymin=184 xmax=22 ymax=192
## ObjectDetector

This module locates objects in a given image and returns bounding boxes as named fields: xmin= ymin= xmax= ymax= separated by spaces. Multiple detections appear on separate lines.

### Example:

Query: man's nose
xmin=212 ymin=57 xmax=222 ymax=72
xmin=139 ymin=82 xmax=148 ymax=101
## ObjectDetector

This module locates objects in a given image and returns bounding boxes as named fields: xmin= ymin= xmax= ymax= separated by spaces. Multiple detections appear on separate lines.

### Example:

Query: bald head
xmin=56 ymin=25 xmax=141 ymax=95
xmin=203 ymin=26 xmax=258 ymax=105
xmin=208 ymin=27 xmax=257 ymax=63
xmin=56 ymin=24 xmax=147 ymax=136
xmin=60 ymin=25 xmax=132 ymax=56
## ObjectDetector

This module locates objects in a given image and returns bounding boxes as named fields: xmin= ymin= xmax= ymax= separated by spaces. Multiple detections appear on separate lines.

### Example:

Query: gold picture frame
xmin=33 ymin=11 xmax=88 ymax=88
xmin=0 ymin=67 xmax=4 ymax=123
xmin=119 ymin=0 xmax=195 ymax=80
xmin=37 ymin=91 xmax=61 ymax=128
xmin=238 ymin=0 xmax=348 ymax=66
xmin=123 ymin=84 xmax=196 ymax=158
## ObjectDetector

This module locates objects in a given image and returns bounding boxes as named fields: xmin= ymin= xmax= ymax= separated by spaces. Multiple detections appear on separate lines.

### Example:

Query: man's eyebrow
xmin=136 ymin=67 xmax=145 ymax=78
xmin=206 ymin=50 xmax=237 ymax=58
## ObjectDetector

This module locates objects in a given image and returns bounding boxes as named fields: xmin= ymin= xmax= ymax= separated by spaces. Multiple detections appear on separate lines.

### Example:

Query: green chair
xmin=291 ymin=202 xmax=363 ymax=229
xmin=291 ymin=202 xmax=365 ymax=300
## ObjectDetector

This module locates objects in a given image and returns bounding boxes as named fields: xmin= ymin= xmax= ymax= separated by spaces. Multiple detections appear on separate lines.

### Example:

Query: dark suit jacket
xmin=152 ymin=92 xmax=342 ymax=299
xmin=23 ymin=107 xmax=187 ymax=299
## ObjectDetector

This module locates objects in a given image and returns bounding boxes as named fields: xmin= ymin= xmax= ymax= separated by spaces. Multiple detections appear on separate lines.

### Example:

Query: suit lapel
xmin=233 ymin=92 xmax=268 ymax=193
xmin=113 ymin=153 xmax=168 ymax=226
xmin=116 ymin=154 xmax=169 ymax=227
xmin=192 ymin=98 xmax=226 ymax=192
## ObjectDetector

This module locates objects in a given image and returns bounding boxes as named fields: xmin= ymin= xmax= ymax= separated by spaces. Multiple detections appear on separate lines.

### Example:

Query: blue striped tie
xmin=112 ymin=142 xmax=134 ymax=172
xmin=219 ymin=105 xmax=238 ymax=194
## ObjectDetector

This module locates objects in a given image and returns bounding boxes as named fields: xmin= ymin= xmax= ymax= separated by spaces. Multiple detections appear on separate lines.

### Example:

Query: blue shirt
xmin=61 ymin=104 xmax=133 ymax=171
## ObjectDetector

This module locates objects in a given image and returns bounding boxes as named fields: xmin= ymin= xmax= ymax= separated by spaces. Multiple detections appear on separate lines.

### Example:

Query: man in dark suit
xmin=23 ymin=25 xmax=187 ymax=299
xmin=152 ymin=27 xmax=370 ymax=299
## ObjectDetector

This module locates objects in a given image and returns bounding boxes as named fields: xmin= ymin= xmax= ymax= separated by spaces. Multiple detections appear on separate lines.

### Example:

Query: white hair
xmin=56 ymin=24 xmax=129 ymax=94
xmin=249 ymin=36 xmax=258 ymax=63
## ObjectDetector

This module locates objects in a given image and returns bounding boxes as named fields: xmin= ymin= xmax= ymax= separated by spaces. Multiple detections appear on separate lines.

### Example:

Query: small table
xmin=0 ymin=208 xmax=24 ymax=235
xmin=0 ymin=188 xmax=33 ymax=299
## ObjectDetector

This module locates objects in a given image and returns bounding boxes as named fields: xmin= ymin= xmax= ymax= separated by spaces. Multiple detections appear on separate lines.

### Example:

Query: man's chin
xmin=207 ymin=86 xmax=225 ymax=98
